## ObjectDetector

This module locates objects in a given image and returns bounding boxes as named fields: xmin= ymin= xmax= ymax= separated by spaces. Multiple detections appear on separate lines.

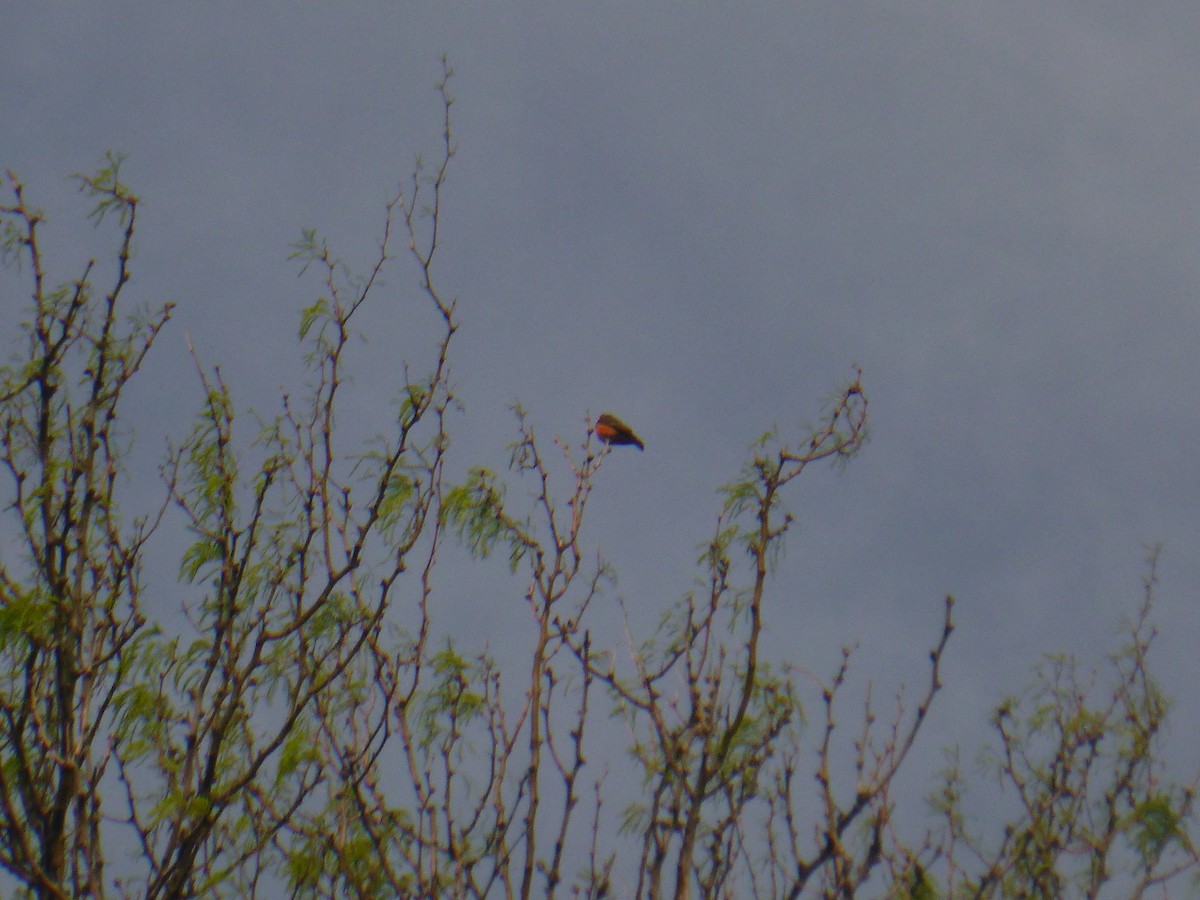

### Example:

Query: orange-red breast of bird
xmin=595 ymin=413 xmax=644 ymax=450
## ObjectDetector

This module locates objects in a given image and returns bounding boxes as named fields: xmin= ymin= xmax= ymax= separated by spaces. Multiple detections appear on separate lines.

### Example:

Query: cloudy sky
xmin=5 ymin=0 xmax=1200 ymax=851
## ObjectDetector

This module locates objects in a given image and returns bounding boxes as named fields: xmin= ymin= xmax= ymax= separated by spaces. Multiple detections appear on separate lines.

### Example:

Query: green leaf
xmin=298 ymin=296 xmax=329 ymax=339
xmin=905 ymin=863 xmax=939 ymax=900
xmin=377 ymin=473 xmax=414 ymax=527
xmin=278 ymin=725 xmax=316 ymax=781
xmin=180 ymin=537 xmax=223 ymax=583
xmin=443 ymin=466 xmax=530 ymax=569
xmin=1129 ymin=794 xmax=1183 ymax=864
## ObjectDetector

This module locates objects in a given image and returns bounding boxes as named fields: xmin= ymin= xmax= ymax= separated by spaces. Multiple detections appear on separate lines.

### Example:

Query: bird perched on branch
xmin=595 ymin=412 xmax=645 ymax=451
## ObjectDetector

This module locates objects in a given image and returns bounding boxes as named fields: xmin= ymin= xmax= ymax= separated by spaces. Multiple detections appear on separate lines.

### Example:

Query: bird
xmin=594 ymin=412 xmax=645 ymax=450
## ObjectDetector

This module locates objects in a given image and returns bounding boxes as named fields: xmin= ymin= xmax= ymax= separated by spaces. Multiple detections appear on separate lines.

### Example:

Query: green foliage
xmin=443 ymin=465 xmax=534 ymax=570
xmin=298 ymin=296 xmax=330 ymax=339
xmin=277 ymin=724 xmax=319 ymax=782
xmin=903 ymin=863 xmax=939 ymax=900
xmin=0 ymin=585 xmax=49 ymax=645
xmin=179 ymin=535 xmax=223 ymax=584
xmin=74 ymin=150 xmax=135 ymax=226
xmin=1128 ymin=794 xmax=1188 ymax=866
xmin=418 ymin=644 xmax=487 ymax=748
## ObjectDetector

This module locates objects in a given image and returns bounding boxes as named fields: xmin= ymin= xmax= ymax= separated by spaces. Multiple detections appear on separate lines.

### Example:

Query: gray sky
xmin=5 ymin=0 xmax=1200 ymax=865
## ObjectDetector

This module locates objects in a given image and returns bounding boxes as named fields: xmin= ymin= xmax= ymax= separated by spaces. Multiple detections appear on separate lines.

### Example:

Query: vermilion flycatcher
xmin=595 ymin=413 xmax=645 ymax=450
